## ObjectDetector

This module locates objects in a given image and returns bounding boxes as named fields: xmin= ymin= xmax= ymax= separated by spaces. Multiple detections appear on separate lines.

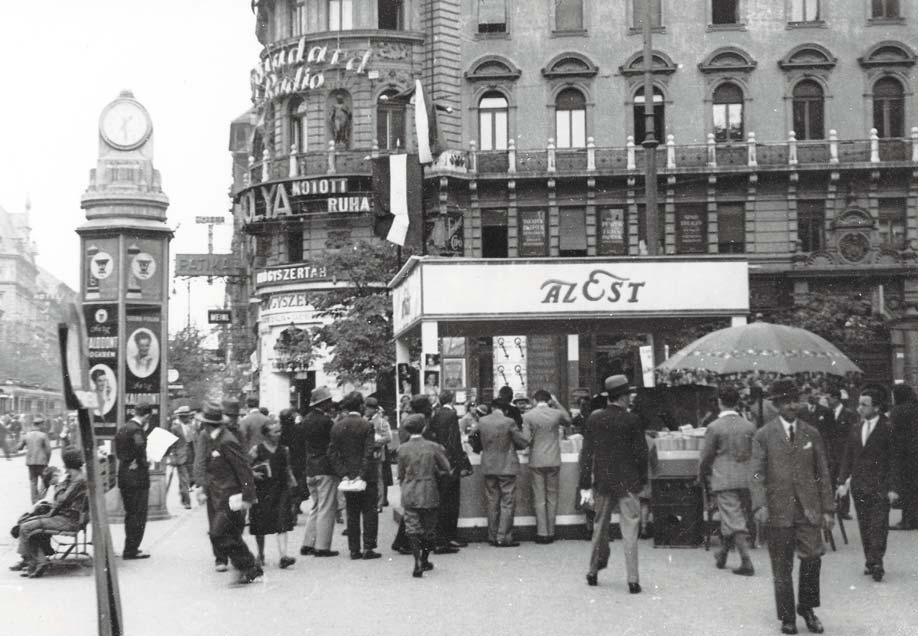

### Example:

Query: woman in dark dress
xmin=249 ymin=421 xmax=297 ymax=569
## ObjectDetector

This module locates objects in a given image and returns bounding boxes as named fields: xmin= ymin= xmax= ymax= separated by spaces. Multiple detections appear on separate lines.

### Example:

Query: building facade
xmin=232 ymin=0 xmax=918 ymax=410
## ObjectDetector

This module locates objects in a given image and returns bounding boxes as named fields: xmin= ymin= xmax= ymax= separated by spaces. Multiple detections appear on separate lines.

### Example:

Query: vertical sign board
xmin=84 ymin=304 xmax=119 ymax=438
xmin=676 ymin=206 xmax=708 ymax=254
xmin=124 ymin=306 xmax=162 ymax=421
xmin=518 ymin=209 xmax=548 ymax=257
xmin=598 ymin=208 xmax=627 ymax=256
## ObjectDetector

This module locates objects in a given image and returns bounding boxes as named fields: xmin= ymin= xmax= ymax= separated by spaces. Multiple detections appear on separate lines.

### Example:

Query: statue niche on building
xmin=328 ymin=91 xmax=352 ymax=148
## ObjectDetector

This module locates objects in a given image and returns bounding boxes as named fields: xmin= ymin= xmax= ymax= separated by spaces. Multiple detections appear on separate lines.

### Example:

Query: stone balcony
xmin=241 ymin=128 xmax=918 ymax=190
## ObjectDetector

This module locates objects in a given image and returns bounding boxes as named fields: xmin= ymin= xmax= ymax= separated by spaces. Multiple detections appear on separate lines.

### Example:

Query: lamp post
xmin=642 ymin=0 xmax=660 ymax=256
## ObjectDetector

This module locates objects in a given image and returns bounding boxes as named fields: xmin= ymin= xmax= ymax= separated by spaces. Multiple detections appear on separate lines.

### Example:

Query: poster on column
xmin=492 ymin=335 xmax=527 ymax=395
xmin=125 ymin=306 xmax=161 ymax=419
xmin=84 ymin=303 xmax=118 ymax=438
xmin=124 ymin=238 xmax=164 ymax=301
xmin=84 ymin=238 xmax=120 ymax=301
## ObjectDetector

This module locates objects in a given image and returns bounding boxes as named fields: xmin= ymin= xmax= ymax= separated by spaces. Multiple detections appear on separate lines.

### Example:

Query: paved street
xmin=1 ymin=452 xmax=917 ymax=636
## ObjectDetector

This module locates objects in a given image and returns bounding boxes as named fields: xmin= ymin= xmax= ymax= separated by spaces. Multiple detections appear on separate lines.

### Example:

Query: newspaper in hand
xmin=145 ymin=427 xmax=179 ymax=464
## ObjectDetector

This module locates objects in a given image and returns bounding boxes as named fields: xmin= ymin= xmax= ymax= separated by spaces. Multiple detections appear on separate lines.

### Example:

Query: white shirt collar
xmin=409 ymin=434 xmax=423 ymax=439
xmin=718 ymin=410 xmax=739 ymax=417
xmin=779 ymin=416 xmax=797 ymax=436
xmin=834 ymin=404 xmax=843 ymax=419
xmin=209 ymin=427 xmax=222 ymax=440
xmin=864 ymin=415 xmax=879 ymax=428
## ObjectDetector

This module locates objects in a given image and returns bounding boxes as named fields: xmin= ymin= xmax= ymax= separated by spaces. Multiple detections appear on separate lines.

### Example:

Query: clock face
xmin=100 ymin=100 xmax=151 ymax=150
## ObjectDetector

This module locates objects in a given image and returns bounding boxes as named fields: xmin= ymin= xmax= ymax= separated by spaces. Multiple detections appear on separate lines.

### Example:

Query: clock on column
xmin=99 ymin=96 xmax=152 ymax=150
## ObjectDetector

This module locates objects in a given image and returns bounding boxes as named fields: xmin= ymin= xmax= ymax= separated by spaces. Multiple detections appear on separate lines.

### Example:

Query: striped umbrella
xmin=656 ymin=321 xmax=862 ymax=377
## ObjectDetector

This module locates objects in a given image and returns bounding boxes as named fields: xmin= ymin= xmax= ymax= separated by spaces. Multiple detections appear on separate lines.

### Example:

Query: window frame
xmin=792 ymin=79 xmax=826 ymax=140
xmin=554 ymin=0 xmax=584 ymax=33
xmin=558 ymin=207 xmax=588 ymax=256
xmin=871 ymin=0 xmax=901 ymax=20
xmin=788 ymin=0 xmax=821 ymax=25
xmin=477 ymin=0 xmax=508 ymax=35
xmin=377 ymin=90 xmax=406 ymax=151
xmin=554 ymin=88 xmax=587 ymax=149
xmin=711 ymin=0 xmax=740 ymax=26
xmin=478 ymin=91 xmax=510 ymax=151
xmin=631 ymin=0 xmax=663 ymax=31
xmin=797 ymin=200 xmax=826 ymax=252
xmin=328 ymin=0 xmax=353 ymax=31
xmin=378 ymin=0 xmax=404 ymax=30
xmin=872 ymin=76 xmax=906 ymax=138
xmin=878 ymin=198 xmax=907 ymax=250
xmin=717 ymin=203 xmax=746 ymax=254
xmin=632 ymin=85 xmax=666 ymax=145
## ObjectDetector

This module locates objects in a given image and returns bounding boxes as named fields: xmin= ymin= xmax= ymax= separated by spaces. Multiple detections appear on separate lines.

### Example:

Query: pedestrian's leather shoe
xmin=215 ymin=561 xmax=228 ymax=572
xmin=314 ymin=550 xmax=339 ymax=557
xmin=732 ymin=563 xmax=755 ymax=576
xmin=714 ymin=549 xmax=728 ymax=570
xmin=780 ymin=621 xmax=798 ymax=634
xmin=433 ymin=546 xmax=459 ymax=554
xmin=9 ymin=560 xmax=28 ymax=571
xmin=448 ymin=539 xmax=468 ymax=548
xmin=350 ymin=551 xmax=363 ymax=560
xmin=628 ymin=582 xmax=642 ymax=594
xmin=586 ymin=573 xmax=598 ymax=586
xmin=123 ymin=550 xmax=150 ymax=560
xmin=279 ymin=556 xmax=296 ymax=569
xmin=863 ymin=567 xmax=872 ymax=575
xmin=300 ymin=546 xmax=315 ymax=556
xmin=362 ymin=550 xmax=382 ymax=560
xmin=495 ymin=541 xmax=520 ymax=548
xmin=797 ymin=608 xmax=824 ymax=634
xmin=421 ymin=561 xmax=434 ymax=571
xmin=871 ymin=567 xmax=884 ymax=582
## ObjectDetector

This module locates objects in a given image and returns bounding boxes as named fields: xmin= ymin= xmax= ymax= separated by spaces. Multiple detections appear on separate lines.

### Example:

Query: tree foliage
xmin=169 ymin=325 xmax=223 ymax=403
xmin=761 ymin=292 xmax=889 ymax=347
xmin=309 ymin=241 xmax=402 ymax=386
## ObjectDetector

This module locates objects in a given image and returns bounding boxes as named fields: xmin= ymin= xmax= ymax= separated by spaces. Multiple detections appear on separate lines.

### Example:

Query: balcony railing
xmin=242 ymin=128 xmax=918 ymax=189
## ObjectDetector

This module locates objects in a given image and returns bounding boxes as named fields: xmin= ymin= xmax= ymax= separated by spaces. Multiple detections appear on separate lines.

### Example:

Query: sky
xmin=0 ymin=1 xmax=262 ymax=333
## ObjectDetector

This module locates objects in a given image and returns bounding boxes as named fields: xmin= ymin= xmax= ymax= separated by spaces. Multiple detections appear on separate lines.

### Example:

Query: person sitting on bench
xmin=10 ymin=447 xmax=88 ymax=578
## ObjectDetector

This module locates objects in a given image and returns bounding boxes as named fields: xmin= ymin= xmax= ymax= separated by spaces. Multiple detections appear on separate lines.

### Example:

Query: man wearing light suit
xmin=522 ymin=389 xmax=571 ymax=544
xmin=751 ymin=379 xmax=834 ymax=635
xmin=478 ymin=401 xmax=530 ymax=547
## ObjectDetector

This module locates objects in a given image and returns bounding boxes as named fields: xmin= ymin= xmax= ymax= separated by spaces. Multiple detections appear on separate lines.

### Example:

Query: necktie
xmin=788 ymin=423 xmax=795 ymax=444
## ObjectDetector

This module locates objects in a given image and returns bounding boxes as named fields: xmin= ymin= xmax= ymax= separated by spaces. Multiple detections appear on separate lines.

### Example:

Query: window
xmin=873 ymin=77 xmax=905 ymax=138
xmin=797 ymin=200 xmax=825 ymax=252
xmin=481 ymin=209 xmax=508 ymax=258
xmin=712 ymin=0 xmax=739 ymax=24
xmin=479 ymin=92 xmax=509 ymax=151
xmin=255 ymin=235 xmax=272 ymax=259
xmin=789 ymin=0 xmax=819 ymax=23
xmin=879 ymin=199 xmax=907 ymax=250
xmin=288 ymin=97 xmax=305 ymax=151
xmin=328 ymin=0 xmax=353 ymax=30
xmin=377 ymin=90 xmax=406 ymax=150
xmin=478 ymin=0 xmax=506 ymax=33
xmin=792 ymin=80 xmax=825 ymax=140
xmin=559 ymin=208 xmax=587 ymax=256
xmin=633 ymin=0 xmax=662 ymax=28
xmin=872 ymin=0 xmax=900 ymax=19
xmin=378 ymin=0 xmax=403 ymax=30
xmin=291 ymin=0 xmax=305 ymax=36
xmin=555 ymin=0 xmax=583 ymax=31
xmin=717 ymin=204 xmax=745 ymax=253
xmin=555 ymin=89 xmax=586 ymax=149
xmin=287 ymin=230 xmax=304 ymax=263
xmin=252 ymin=130 xmax=265 ymax=160
xmin=713 ymin=82 xmax=744 ymax=142
xmin=633 ymin=87 xmax=665 ymax=143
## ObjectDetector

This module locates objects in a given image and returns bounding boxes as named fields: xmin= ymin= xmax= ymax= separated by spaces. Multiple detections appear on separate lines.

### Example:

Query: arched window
xmin=288 ymin=96 xmax=306 ymax=152
xmin=874 ymin=77 xmax=905 ymax=138
xmin=713 ymin=82 xmax=744 ymax=142
xmin=555 ymin=88 xmax=586 ymax=149
xmin=479 ymin=92 xmax=509 ymax=151
xmin=792 ymin=80 xmax=824 ymax=140
xmin=377 ymin=90 xmax=405 ymax=150
xmin=633 ymin=87 xmax=664 ymax=143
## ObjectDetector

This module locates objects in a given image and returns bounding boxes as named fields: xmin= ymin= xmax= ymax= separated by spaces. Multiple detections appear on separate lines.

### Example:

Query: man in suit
xmin=836 ymin=388 xmax=901 ymax=581
xmin=496 ymin=385 xmax=523 ymax=429
xmin=239 ymin=397 xmax=270 ymax=453
xmin=889 ymin=384 xmax=918 ymax=530
xmin=426 ymin=389 xmax=466 ymax=553
xmin=193 ymin=405 xmax=230 ymax=571
xmin=329 ymin=391 xmax=381 ymax=560
xmin=826 ymin=387 xmax=857 ymax=519
xmin=20 ymin=418 xmax=51 ymax=503
xmin=398 ymin=415 xmax=452 ymax=577
xmin=196 ymin=401 xmax=262 ymax=585
xmin=751 ymin=379 xmax=834 ymax=635
xmin=299 ymin=387 xmax=340 ymax=558
xmin=168 ymin=406 xmax=195 ymax=509
xmin=698 ymin=385 xmax=756 ymax=575
xmin=115 ymin=403 xmax=153 ymax=560
xmin=222 ymin=398 xmax=242 ymax=437
xmin=478 ymin=400 xmax=530 ymax=547
xmin=523 ymin=389 xmax=571 ymax=544
xmin=579 ymin=375 xmax=647 ymax=593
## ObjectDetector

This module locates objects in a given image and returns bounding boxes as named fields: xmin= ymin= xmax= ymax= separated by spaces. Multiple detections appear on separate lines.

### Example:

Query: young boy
xmin=397 ymin=414 xmax=451 ymax=577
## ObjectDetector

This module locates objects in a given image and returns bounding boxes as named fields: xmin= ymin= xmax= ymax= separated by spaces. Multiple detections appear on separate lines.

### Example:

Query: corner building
xmin=232 ymin=0 xmax=918 ymax=412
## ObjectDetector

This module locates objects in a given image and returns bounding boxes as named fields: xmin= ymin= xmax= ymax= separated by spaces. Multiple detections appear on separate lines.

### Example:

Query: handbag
xmin=337 ymin=477 xmax=367 ymax=492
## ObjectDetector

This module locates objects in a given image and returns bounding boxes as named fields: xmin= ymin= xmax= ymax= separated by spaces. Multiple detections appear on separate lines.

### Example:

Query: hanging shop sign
xmin=251 ymin=41 xmax=372 ymax=104
xmin=254 ymin=263 xmax=330 ymax=291
xmin=238 ymin=176 xmax=373 ymax=226
xmin=208 ymin=310 xmax=232 ymax=325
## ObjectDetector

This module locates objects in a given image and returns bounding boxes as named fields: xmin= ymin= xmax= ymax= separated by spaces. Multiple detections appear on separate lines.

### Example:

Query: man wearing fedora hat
xmin=196 ymin=401 xmax=262 ymax=584
xmin=579 ymin=374 xmax=646 ymax=593
xmin=300 ymin=386 xmax=341 ymax=558
xmin=222 ymin=398 xmax=242 ymax=435
xmin=169 ymin=406 xmax=196 ymax=509
xmin=751 ymin=378 xmax=834 ymax=635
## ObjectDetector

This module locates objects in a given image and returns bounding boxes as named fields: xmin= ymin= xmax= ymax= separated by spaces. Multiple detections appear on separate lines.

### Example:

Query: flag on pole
xmin=372 ymin=154 xmax=422 ymax=248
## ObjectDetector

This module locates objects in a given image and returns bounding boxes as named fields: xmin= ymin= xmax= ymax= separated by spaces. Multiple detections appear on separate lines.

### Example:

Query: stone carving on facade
xmin=374 ymin=41 xmax=411 ymax=61
xmin=793 ymin=207 xmax=908 ymax=269
xmin=328 ymin=91 xmax=352 ymax=147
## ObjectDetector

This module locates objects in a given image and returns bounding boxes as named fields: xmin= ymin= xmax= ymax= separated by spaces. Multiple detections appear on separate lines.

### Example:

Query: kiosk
xmin=389 ymin=256 xmax=750 ymax=540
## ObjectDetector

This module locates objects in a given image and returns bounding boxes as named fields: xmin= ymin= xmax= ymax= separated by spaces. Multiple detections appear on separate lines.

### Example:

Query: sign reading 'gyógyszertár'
xmin=254 ymin=264 xmax=330 ymax=291
xmin=237 ymin=176 xmax=372 ymax=225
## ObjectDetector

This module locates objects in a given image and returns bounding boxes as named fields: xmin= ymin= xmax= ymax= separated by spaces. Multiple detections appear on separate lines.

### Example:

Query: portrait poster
xmin=85 ymin=237 xmax=120 ymax=301
xmin=84 ymin=303 xmax=118 ymax=434
xmin=423 ymin=370 xmax=440 ymax=393
xmin=397 ymin=363 xmax=418 ymax=396
xmin=124 ymin=238 xmax=164 ymax=300
xmin=424 ymin=353 xmax=441 ymax=368
xmin=125 ymin=306 xmax=161 ymax=394
xmin=441 ymin=358 xmax=466 ymax=390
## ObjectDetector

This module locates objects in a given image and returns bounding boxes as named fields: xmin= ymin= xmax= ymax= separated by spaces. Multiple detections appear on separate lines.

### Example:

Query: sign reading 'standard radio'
xmin=238 ymin=176 xmax=372 ymax=225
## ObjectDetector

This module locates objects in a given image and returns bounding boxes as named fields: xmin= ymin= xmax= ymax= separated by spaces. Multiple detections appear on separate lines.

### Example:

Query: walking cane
xmin=165 ymin=465 xmax=175 ymax=496
xmin=835 ymin=495 xmax=848 ymax=545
